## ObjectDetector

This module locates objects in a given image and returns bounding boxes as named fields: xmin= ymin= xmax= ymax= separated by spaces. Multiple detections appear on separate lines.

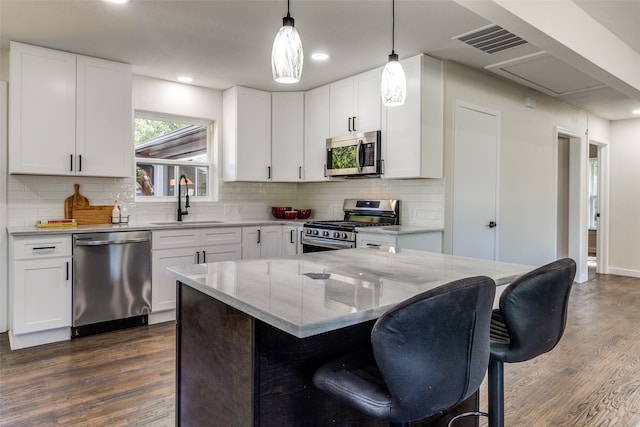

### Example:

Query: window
xmin=134 ymin=111 xmax=214 ymax=200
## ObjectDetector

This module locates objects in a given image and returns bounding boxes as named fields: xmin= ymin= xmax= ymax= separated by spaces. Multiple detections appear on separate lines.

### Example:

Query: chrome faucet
xmin=177 ymin=174 xmax=190 ymax=221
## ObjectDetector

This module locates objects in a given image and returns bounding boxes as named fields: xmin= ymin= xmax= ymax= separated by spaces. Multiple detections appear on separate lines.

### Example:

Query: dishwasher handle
xmin=74 ymin=236 xmax=150 ymax=246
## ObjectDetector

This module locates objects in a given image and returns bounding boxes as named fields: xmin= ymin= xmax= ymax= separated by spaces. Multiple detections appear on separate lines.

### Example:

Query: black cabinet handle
xmin=202 ymin=250 xmax=206 ymax=263
xmin=352 ymin=116 xmax=357 ymax=132
xmin=267 ymin=166 xmax=271 ymax=180
xmin=66 ymin=261 xmax=69 ymax=281
xmin=299 ymin=166 xmax=302 ymax=179
xmin=257 ymin=229 xmax=261 ymax=244
xmin=78 ymin=155 xmax=82 ymax=172
xmin=33 ymin=246 xmax=56 ymax=251
xmin=196 ymin=251 xmax=200 ymax=264
xmin=70 ymin=154 xmax=73 ymax=171
xmin=290 ymin=229 xmax=295 ymax=244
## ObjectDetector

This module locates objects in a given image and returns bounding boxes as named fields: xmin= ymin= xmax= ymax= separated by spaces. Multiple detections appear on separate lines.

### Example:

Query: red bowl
xmin=271 ymin=207 xmax=292 ymax=218
xmin=295 ymin=209 xmax=311 ymax=219
xmin=284 ymin=211 xmax=298 ymax=220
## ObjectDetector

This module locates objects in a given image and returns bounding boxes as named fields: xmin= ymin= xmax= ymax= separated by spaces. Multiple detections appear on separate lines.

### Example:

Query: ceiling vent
xmin=454 ymin=24 xmax=528 ymax=54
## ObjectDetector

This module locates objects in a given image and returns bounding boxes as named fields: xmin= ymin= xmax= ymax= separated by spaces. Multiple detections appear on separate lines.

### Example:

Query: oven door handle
xmin=302 ymin=235 xmax=354 ymax=250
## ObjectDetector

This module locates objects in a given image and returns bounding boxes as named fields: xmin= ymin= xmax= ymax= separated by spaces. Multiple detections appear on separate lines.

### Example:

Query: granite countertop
xmin=166 ymin=247 xmax=532 ymax=339
xmin=355 ymin=225 xmax=444 ymax=235
xmin=6 ymin=218 xmax=307 ymax=236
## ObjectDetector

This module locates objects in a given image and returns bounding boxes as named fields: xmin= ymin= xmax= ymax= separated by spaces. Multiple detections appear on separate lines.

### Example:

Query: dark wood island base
xmin=176 ymin=283 xmax=479 ymax=427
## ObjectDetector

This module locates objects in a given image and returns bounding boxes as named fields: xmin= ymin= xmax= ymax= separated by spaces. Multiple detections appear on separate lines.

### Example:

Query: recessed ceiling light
xmin=633 ymin=109 xmax=640 ymax=115
xmin=177 ymin=76 xmax=194 ymax=83
xmin=104 ymin=0 xmax=130 ymax=4
xmin=311 ymin=52 xmax=329 ymax=61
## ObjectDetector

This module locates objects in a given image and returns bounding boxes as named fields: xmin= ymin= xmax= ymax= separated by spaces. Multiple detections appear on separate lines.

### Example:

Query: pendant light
xmin=380 ymin=0 xmax=406 ymax=106
xmin=271 ymin=0 xmax=304 ymax=84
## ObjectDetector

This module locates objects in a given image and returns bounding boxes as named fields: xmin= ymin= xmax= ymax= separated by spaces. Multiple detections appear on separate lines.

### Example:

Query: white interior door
xmin=453 ymin=103 xmax=499 ymax=260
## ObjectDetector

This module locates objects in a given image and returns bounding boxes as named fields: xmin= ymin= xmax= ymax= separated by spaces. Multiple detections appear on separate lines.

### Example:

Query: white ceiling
xmin=1 ymin=0 xmax=638 ymax=121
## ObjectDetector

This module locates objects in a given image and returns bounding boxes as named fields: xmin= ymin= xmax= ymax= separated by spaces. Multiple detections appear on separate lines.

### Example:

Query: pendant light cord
xmin=391 ymin=0 xmax=395 ymax=54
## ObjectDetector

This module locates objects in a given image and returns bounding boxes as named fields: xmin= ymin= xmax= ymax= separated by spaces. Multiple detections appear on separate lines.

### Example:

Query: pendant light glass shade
xmin=381 ymin=52 xmax=406 ymax=106
xmin=271 ymin=6 xmax=303 ymax=84
xmin=381 ymin=0 xmax=406 ymax=106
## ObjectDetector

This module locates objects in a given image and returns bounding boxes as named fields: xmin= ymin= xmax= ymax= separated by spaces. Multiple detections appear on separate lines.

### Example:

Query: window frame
xmin=134 ymin=110 xmax=216 ymax=203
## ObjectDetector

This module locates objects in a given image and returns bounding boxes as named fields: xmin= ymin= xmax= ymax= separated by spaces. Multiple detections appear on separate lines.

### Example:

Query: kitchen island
xmin=167 ymin=247 xmax=533 ymax=426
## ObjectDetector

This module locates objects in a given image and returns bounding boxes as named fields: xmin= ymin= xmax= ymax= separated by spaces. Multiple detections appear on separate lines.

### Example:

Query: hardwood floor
xmin=0 ymin=322 xmax=175 ymax=426
xmin=2 ymin=272 xmax=640 ymax=426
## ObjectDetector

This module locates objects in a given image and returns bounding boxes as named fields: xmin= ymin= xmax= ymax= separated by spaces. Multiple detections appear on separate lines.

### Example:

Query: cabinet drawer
xmin=152 ymin=229 xmax=200 ymax=250
xmin=200 ymin=227 xmax=242 ymax=246
xmin=13 ymin=235 xmax=72 ymax=259
xmin=357 ymin=234 xmax=396 ymax=248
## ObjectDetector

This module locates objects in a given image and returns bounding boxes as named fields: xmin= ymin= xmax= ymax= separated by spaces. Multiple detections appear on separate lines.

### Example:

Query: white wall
xmin=442 ymin=61 xmax=610 ymax=267
xmin=609 ymin=118 xmax=640 ymax=276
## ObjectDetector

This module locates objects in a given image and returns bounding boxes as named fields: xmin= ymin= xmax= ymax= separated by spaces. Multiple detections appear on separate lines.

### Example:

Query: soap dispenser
xmin=111 ymin=201 xmax=120 ymax=224
xmin=119 ymin=201 xmax=129 ymax=224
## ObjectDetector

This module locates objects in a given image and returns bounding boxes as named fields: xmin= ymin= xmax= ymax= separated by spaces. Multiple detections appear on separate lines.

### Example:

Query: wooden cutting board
xmin=72 ymin=205 xmax=114 ymax=225
xmin=64 ymin=184 xmax=89 ymax=219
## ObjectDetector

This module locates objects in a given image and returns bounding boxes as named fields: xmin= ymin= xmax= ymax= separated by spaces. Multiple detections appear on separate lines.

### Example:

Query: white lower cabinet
xmin=152 ymin=227 xmax=242 ymax=316
xmin=242 ymin=225 xmax=283 ymax=259
xmin=9 ymin=235 xmax=72 ymax=349
xmin=357 ymin=231 xmax=443 ymax=253
xmin=283 ymin=225 xmax=304 ymax=256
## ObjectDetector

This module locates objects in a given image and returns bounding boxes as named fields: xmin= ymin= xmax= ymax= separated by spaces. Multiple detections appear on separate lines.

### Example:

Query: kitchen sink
xmin=150 ymin=220 xmax=225 ymax=226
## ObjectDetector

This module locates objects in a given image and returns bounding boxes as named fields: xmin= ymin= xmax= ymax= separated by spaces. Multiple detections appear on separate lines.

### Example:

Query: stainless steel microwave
xmin=325 ymin=130 xmax=381 ymax=177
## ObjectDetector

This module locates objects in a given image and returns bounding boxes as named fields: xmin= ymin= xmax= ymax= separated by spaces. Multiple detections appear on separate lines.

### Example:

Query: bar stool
xmin=313 ymin=276 xmax=496 ymax=426
xmin=488 ymin=257 xmax=576 ymax=427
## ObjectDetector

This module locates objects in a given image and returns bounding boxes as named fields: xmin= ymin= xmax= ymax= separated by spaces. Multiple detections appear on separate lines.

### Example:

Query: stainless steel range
xmin=302 ymin=199 xmax=399 ymax=252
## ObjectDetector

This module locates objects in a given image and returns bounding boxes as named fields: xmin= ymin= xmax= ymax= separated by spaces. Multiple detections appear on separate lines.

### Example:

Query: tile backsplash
xmin=6 ymin=175 xmax=444 ymax=228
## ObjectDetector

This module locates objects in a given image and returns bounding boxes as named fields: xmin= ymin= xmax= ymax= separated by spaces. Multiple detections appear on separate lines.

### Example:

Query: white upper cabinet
xmin=9 ymin=42 xmax=132 ymax=177
xmin=329 ymin=68 xmax=382 ymax=137
xmin=271 ymin=92 xmax=304 ymax=182
xmin=304 ymin=85 xmax=330 ymax=181
xmin=382 ymin=54 xmax=444 ymax=179
xmin=223 ymin=86 xmax=272 ymax=181
xmin=76 ymin=56 xmax=133 ymax=177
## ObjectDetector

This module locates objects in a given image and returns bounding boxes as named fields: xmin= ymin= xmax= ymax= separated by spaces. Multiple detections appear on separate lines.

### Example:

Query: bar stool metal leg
xmin=488 ymin=359 xmax=504 ymax=427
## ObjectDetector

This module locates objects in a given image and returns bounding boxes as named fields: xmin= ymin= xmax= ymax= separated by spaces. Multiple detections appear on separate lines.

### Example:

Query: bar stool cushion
xmin=313 ymin=276 xmax=496 ymax=424
xmin=490 ymin=258 xmax=576 ymax=363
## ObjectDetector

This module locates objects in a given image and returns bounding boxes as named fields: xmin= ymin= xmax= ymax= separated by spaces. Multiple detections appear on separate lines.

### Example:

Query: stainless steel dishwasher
xmin=72 ymin=231 xmax=151 ymax=337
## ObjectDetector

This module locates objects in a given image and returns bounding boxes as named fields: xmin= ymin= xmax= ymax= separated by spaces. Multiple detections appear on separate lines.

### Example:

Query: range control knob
xmin=322 ymin=231 xmax=329 ymax=237
xmin=342 ymin=232 xmax=348 ymax=239
xmin=306 ymin=229 xmax=311 ymax=235
xmin=313 ymin=229 xmax=319 ymax=236
xmin=333 ymin=231 xmax=340 ymax=238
